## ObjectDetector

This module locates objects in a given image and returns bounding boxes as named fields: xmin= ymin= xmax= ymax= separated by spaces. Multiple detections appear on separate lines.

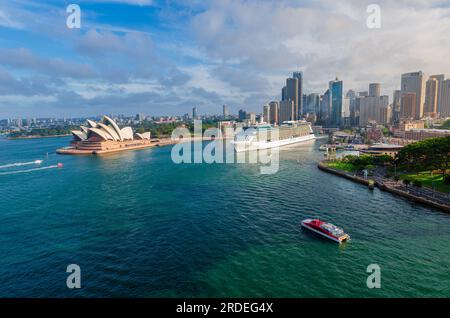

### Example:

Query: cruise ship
xmin=232 ymin=121 xmax=315 ymax=152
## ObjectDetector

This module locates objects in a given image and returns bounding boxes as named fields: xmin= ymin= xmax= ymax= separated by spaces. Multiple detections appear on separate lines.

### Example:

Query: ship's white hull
xmin=232 ymin=134 xmax=316 ymax=152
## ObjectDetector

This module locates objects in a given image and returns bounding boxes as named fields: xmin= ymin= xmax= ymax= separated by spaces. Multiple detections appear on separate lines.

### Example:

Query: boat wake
xmin=0 ymin=160 xmax=43 ymax=169
xmin=0 ymin=165 xmax=59 ymax=176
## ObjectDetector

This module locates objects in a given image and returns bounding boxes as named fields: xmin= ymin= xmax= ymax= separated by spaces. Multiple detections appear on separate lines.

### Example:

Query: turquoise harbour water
xmin=0 ymin=136 xmax=449 ymax=297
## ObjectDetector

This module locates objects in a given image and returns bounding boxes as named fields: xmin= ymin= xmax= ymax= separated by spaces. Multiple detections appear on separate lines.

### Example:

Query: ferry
xmin=232 ymin=121 xmax=315 ymax=152
xmin=301 ymin=218 xmax=350 ymax=243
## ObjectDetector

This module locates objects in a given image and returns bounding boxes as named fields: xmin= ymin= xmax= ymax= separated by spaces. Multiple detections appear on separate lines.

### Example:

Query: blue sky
xmin=1 ymin=0 xmax=450 ymax=118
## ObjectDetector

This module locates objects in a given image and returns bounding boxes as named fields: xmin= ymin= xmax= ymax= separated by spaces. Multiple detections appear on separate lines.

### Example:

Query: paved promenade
xmin=318 ymin=162 xmax=450 ymax=213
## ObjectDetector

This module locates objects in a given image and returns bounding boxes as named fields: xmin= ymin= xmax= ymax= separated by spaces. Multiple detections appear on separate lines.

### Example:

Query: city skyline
xmin=1 ymin=1 xmax=450 ymax=118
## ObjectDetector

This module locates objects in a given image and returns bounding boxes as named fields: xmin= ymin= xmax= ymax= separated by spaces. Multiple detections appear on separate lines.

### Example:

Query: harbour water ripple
xmin=0 ymin=136 xmax=449 ymax=297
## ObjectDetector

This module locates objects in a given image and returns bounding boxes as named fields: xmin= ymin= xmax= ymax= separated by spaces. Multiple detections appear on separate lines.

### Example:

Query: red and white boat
xmin=301 ymin=218 xmax=350 ymax=243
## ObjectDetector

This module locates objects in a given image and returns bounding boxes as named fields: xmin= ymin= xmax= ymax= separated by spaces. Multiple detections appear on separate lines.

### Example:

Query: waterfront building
xmin=293 ymin=71 xmax=304 ymax=116
xmin=279 ymin=100 xmax=295 ymax=124
xmin=286 ymin=77 xmax=299 ymax=120
xmin=429 ymin=74 xmax=445 ymax=113
xmin=269 ymin=101 xmax=279 ymax=125
xmin=401 ymin=71 xmax=425 ymax=119
xmin=425 ymin=77 xmax=439 ymax=117
xmin=67 ymin=116 xmax=152 ymax=153
xmin=441 ymin=79 xmax=450 ymax=118
xmin=360 ymin=144 xmax=403 ymax=157
xmin=329 ymin=77 xmax=343 ymax=127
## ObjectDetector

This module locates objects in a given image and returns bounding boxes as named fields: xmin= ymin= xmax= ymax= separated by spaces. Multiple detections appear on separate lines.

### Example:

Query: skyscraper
xmin=357 ymin=83 xmax=390 ymax=126
xmin=281 ymin=86 xmax=287 ymax=101
xmin=329 ymin=77 xmax=343 ymax=127
xmin=238 ymin=109 xmax=247 ymax=120
xmin=401 ymin=71 xmax=425 ymax=119
xmin=369 ymin=83 xmax=381 ymax=97
xmin=319 ymin=89 xmax=330 ymax=123
xmin=279 ymin=100 xmax=294 ymax=124
xmin=401 ymin=92 xmax=416 ymax=119
xmin=425 ymin=77 xmax=438 ymax=116
xmin=269 ymin=101 xmax=279 ymax=125
xmin=441 ymin=79 xmax=450 ymax=118
xmin=305 ymin=93 xmax=320 ymax=115
xmin=249 ymin=112 xmax=256 ymax=125
xmin=393 ymin=90 xmax=401 ymax=123
xmin=192 ymin=107 xmax=198 ymax=120
xmin=223 ymin=104 xmax=229 ymax=118
xmin=429 ymin=74 xmax=445 ymax=113
xmin=293 ymin=71 xmax=303 ymax=116
xmin=286 ymin=77 xmax=299 ymax=120
xmin=263 ymin=104 xmax=270 ymax=123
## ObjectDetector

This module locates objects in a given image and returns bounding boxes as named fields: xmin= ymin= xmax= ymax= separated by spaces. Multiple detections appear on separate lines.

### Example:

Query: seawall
xmin=318 ymin=162 xmax=450 ymax=213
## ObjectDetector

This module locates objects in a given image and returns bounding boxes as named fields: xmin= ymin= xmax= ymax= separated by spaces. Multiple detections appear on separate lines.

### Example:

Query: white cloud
xmin=189 ymin=0 xmax=450 ymax=104
xmin=89 ymin=0 xmax=154 ymax=6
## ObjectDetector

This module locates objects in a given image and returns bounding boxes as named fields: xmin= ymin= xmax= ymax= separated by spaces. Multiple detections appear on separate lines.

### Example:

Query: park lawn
xmin=400 ymin=172 xmax=450 ymax=194
xmin=326 ymin=161 xmax=357 ymax=173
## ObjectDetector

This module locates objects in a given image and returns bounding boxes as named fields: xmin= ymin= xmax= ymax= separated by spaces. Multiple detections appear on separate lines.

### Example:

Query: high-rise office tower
xmin=319 ymin=89 xmax=330 ymax=123
xmin=369 ymin=83 xmax=381 ymax=97
xmin=305 ymin=93 xmax=320 ymax=116
xmin=346 ymin=90 xmax=357 ymax=126
xmin=286 ymin=77 xmax=299 ymax=120
xmin=393 ymin=90 xmax=401 ymax=123
xmin=279 ymin=100 xmax=294 ymax=124
xmin=329 ymin=77 xmax=343 ymax=127
xmin=263 ymin=104 xmax=270 ymax=123
xmin=281 ymin=86 xmax=287 ymax=101
xmin=269 ymin=101 xmax=279 ymax=125
xmin=429 ymin=74 xmax=445 ymax=113
xmin=192 ymin=107 xmax=198 ymax=120
xmin=222 ymin=105 xmax=229 ymax=118
xmin=425 ymin=77 xmax=438 ymax=116
xmin=302 ymin=94 xmax=308 ymax=114
xmin=293 ymin=71 xmax=303 ymax=116
xmin=401 ymin=92 xmax=416 ymax=119
xmin=238 ymin=109 xmax=247 ymax=120
xmin=401 ymin=71 xmax=425 ymax=119
xmin=249 ymin=112 xmax=256 ymax=125
xmin=441 ymin=79 xmax=450 ymax=118
xmin=358 ymin=83 xmax=389 ymax=126
xmin=359 ymin=91 xmax=369 ymax=97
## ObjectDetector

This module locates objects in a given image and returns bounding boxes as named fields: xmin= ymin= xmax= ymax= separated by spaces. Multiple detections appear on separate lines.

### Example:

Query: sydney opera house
xmin=57 ymin=115 xmax=153 ymax=154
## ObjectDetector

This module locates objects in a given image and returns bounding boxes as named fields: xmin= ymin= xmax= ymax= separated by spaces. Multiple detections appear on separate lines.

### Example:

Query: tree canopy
xmin=395 ymin=136 xmax=450 ymax=174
